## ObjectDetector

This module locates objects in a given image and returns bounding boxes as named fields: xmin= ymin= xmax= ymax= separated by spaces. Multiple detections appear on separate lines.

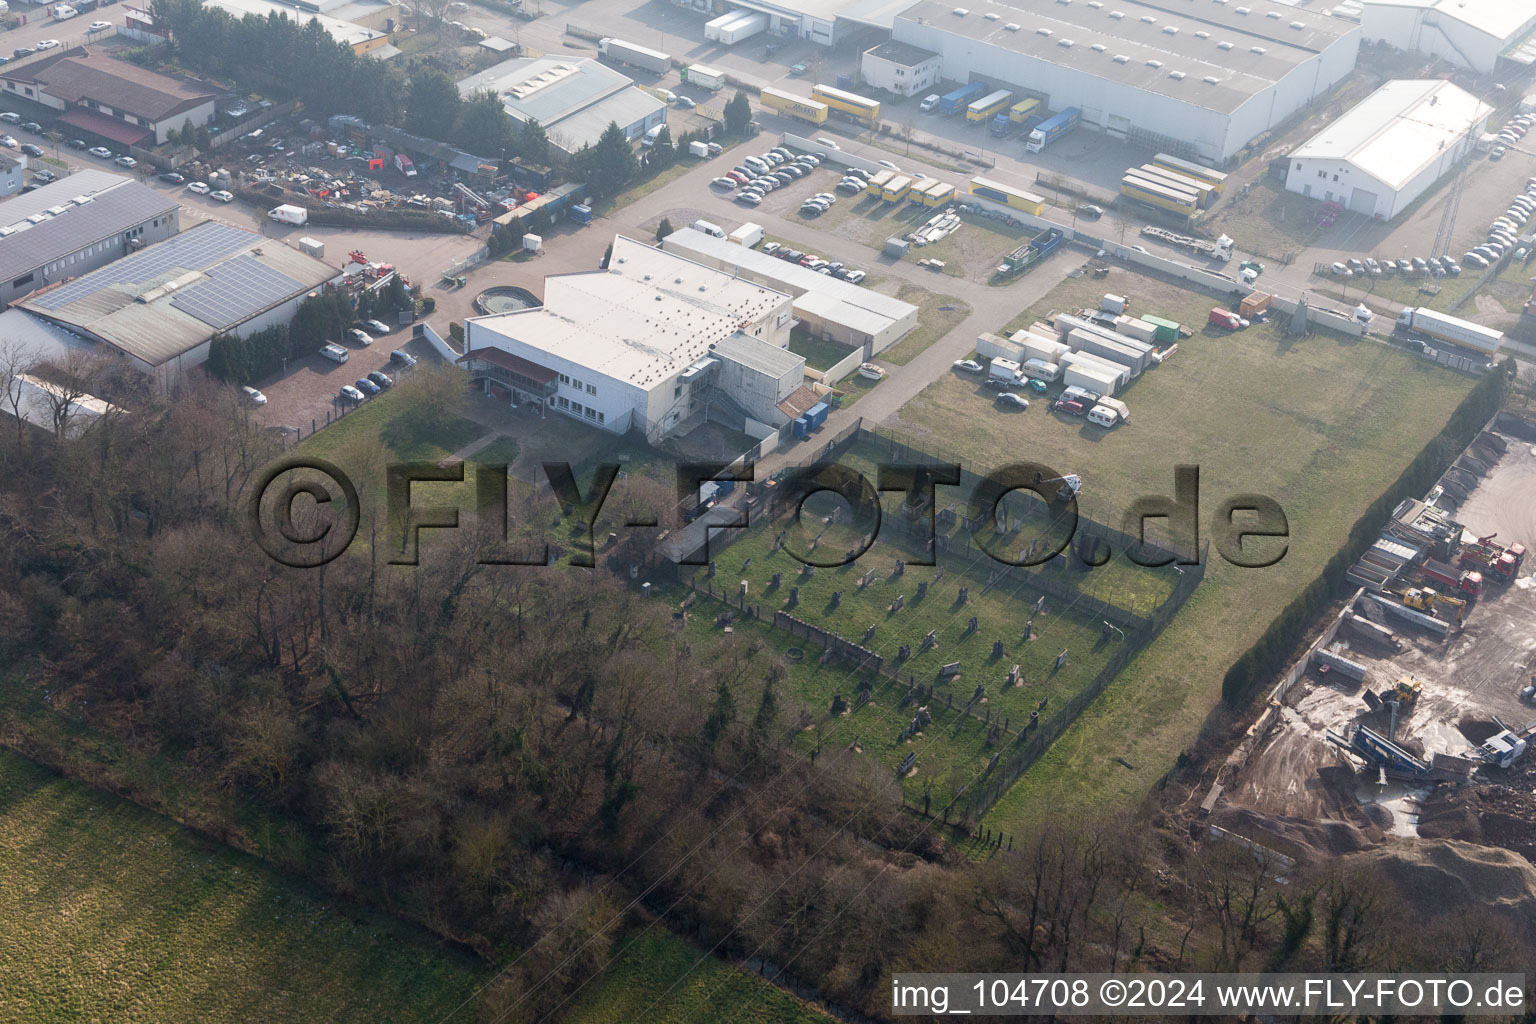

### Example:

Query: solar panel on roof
xmin=30 ymin=223 xmax=257 ymax=311
xmin=170 ymin=254 xmax=306 ymax=330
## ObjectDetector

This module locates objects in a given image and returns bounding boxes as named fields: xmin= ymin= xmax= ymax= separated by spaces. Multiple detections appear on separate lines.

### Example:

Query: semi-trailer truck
xmin=1025 ymin=107 xmax=1080 ymax=153
xmin=938 ymin=81 xmax=987 ymax=117
xmin=758 ymin=87 xmax=828 ymax=124
xmin=966 ymin=89 xmax=1013 ymax=123
xmin=1395 ymin=307 xmax=1503 ymax=356
xmin=597 ymin=37 xmax=671 ymax=74
xmin=1419 ymin=558 xmax=1483 ymax=596
xmin=706 ymin=10 xmax=767 ymax=44
xmin=681 ymin=64 xmax=725 ymax=91
xmin=991 ymin=97 xmax=1041 ymax=136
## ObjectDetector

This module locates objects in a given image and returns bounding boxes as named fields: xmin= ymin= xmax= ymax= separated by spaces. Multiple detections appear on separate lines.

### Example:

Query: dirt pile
xmin=1343 ymin=839 xmax=1536 ymax=943
xmin=1210 ymin=806 xmax=1379 ymax=862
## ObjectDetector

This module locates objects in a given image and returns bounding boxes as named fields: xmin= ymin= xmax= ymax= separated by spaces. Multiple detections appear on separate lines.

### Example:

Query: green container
xmin=1141 ymin=314 xmax=1180 ymax=344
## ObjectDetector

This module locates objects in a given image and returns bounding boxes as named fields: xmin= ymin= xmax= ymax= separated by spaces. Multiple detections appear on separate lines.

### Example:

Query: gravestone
xmin=802 ymin=564 xmax=815 ymax=578
xmin=966 ymin=615 xmax=978 ymax=634
xmin=739 ymin=580 xmax=749 ymax=598
xmin=771 ymin=572 xmax=782 ymax=588
xmin=789 ymin=586 xmax=800 ymax=606
xmin=1007 ymin=664 xmax=1020 ymax=685
xmin=935 ymin=566 xmax=945 ymax=582
xmin=958 ymin=586 xmax=969 ymax=604
xmin=891 ymin=594 xmax=905 ymax=612
xmin=972 ymin=683 xmax=985 ymax=703
xmin=741 ymin=557 xmax=751 ymax=572
xmin=916 ymin=581 xmax=928 ymax=600
xmin=864 ymin=624 xmax=875 ymax=642
xmin=707 ymin=560 xmax=716 ymax=577
xmin=992 ymin=639 xmax=1004 ymax=658
xmin=897 ymin=644 xmax=911 ymax=662
xmin=830 ymin=590 xmax=842 ymax=608
xmin=831 ymin=694 xmax=849 ymax=715
xmin=940 ymin=662 xmax=961 ymax=677
xmin=860 ymin=567 xmax=878 ymax=588
xmin=893 ymin=559 xmax=905 ymax=578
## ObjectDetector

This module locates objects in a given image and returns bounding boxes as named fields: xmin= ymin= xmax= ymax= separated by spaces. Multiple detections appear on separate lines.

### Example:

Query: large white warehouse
xmin=1283 ymin=79 xmax=1490 ymax=219
xmin=1361 ymin=0 xmax=1536 ymax=74
xmin=460 ymin=237 xmax=804 ymax=442
xmin=891 ymin=0 xmax=1361 ymax=163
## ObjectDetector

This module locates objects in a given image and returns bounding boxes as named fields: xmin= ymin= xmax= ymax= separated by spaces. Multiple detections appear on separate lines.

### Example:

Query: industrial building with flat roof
xmin=1284 ymin=79 xmax=1491 ymax=219
xmin=460 ymin=236 xmax=803 ymax=441
xmin=203 ymin=0 xmax=395 ymax=54
xmin=891 ymin=0 xmax=1361 ymax=162
xmin=17 ymin=221 xmax=340 ymax=382
xmin=1361 ymin=0 xmax=1536 ymax=73
xmin=457 ymin=56 xmax=667 ymax=157
xmin=0 ymin=49 xmax=216 ymax=147
xmin=660 ymin=227 xmax=918 ymax=353
xmin=0 ymin=169 xmax=180 ymax=307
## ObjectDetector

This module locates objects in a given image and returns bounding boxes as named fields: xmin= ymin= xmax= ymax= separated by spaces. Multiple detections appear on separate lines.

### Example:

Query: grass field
xmin=674 ymin=462 xmax=1182 ymax=808
xmin=890 ymin=266 xmax=1476 ymax=829
xmin=565 ymin=930 xmax=833 ymax=1024
xmin=789 ymin=327 xmax=859 ymax=372
xmin=0 ymin=748 xmax=485 ymax=1024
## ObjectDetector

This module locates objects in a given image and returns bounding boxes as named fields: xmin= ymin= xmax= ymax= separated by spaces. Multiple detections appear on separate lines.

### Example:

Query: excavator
xmin=1033 ymin=473 xmax=1083 ymax=501
xmin=1384 ymin=674 xmax=1422 ymax=707
xmin=1400 ymin=586 xmax=1466 ymax=624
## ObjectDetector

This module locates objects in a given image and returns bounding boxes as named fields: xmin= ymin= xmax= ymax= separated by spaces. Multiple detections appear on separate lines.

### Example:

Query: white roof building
xmin=457 ymin=56 xmax=667 ymax=156
xmin=460 ymin=237 xmax=802 ymax=441
xmin=1360 ymin=0 xmax=1536 ymax=73
xmin=1283 ymin=79 xmax=1491 ymax=220
xmin=891 ymin=0 xmax=1361 ymax=163
xmin=660 ymin=228 xmax=918 ymax=353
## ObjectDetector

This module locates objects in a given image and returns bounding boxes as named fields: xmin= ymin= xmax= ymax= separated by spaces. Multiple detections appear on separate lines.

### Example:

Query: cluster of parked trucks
xmin=597 ymin=38 xmax=671 ymax=75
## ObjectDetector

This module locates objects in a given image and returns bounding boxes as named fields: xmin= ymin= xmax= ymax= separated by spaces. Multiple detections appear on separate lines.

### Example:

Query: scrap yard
xmin=1210 ymin=419 xmax=1536 ymax=862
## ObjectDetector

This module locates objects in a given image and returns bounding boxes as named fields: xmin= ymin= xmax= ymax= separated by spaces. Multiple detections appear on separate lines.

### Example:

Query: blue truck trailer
xmin=1025 ymin=107 xmax=1080 ymax=153
xmin=938 ymin=81 xmax=987 ymax=117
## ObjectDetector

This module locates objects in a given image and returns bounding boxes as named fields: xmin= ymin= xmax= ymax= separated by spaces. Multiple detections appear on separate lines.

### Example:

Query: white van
xmin=1086 ymin=405 xmax=1120 ymax=428
xmin=919 ymin=94 xmax=941 ymax=113
xmin=691 ymin=219 xmax=726 ymax=238
xmin=641 ymin=125 xmax=667 ymax=148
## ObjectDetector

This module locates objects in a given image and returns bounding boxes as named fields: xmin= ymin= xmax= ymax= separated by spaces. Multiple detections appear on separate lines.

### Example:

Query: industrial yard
xmin=1213 ymin=422 xmax=1536 ymax=867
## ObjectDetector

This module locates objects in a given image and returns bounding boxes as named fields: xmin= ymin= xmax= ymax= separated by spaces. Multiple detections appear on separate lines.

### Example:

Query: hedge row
xmin=1220 ymin=360 xmax=1512 ymax=704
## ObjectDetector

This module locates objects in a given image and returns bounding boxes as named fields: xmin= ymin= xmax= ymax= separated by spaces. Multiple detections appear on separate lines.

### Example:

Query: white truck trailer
xmin=1395 ymin=307 xmax=1503 ymax=356
xmin=597 ymin=38 xmax=671 ymax=74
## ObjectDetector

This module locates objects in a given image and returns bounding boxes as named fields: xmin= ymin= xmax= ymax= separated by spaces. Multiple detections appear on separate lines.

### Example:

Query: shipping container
xmin=1141 ymin=315 xmax=1180 ymax=344
xmin=1100 ymin=293 xmax=1127 ymax=314
xmin=1114 ymin=316 xmax=1158 ymax=344
xmin=811 ymin=83 xmax=881 ymax=124
xmin=975 ymin=331 xmax=1025 ymax=362
xmin=759 ymin=87 xmax=829 ymax=124
xmin=1066 ymin=328 xmax=1147 ymax=376
xmin=1120 ymin=173 xmax=1200 ymax=217
xmin=967 ymin=176 xmax=1045 ymax=215
xmin=865 ymin=169 xmax=895 ymax=197
xmin=1151 ymin=152 xmax=1227 ymax=194
xmin=1238 ymin=292 xmax=1271 ymax=317
xmin=1014 ymin=331 xmax=1069 ymax=365
xmin=921 ymin=182 xmax=956 ymax=207
xmin=729 ymin=222 xmax=764 ymax=247
xmin=881 ymin=174 xmax=912 ymax=202
xmin=1060 ymin=349 xmax=1130 ymax=389
xmin=1134 ymin=164 xmax=1215 ymax=207
xmin=1061 ymin=362 xmax=1120 ymax=395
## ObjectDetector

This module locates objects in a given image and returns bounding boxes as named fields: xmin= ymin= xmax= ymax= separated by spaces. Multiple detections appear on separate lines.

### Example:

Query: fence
xmin=417 ymin=321 xmax=462 ymax=361
xmin=805 ymin=346 xmax=867 ymax=386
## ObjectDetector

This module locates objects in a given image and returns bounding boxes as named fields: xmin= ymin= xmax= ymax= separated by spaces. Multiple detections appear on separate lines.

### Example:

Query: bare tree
xmin=0 ymin=338 xmax=38 ymax=453
xmin=33 ymin=349 xmax=114 ymax=441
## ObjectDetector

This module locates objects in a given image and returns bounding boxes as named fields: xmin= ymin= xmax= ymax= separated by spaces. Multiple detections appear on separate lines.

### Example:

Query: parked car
xmin=675 ymin=96 xmax=697 ymax=110
xmin=65 ymin=137 xmax=87 ymax=149
xmin=9 ymin=48 xmax=32 ymax=59
xmin=811 ymin=192 xmax=837 ymax=204
xmin=0 ymin=135 xmax=13 ymax=149
xmin=35 ymin=39 xmax=60 ymax=50
xmin=1410 ymin=256 xmax=1429 ymax=273
xmin=186 ymin=181 xmax=210 ymax=193
xmin=711 ymin=176 xmax=737 ymax=189
xmin=19 ymin=143 xmax=43 ymax=157
xmin=339 ymin=385 xmax=366 ymax=403
xmin=799 ymin=203 xmax=826 ymax=217
xmin=354 ymin=377 xmax=380 ymax=396
xmin=877 ymin=159 xmax=900 ymax=170
xmin=209 ymin=190 xmax=235 ymax=202
xmin=952 ymin=359 xmax=984 ymax=374
xmin=1442 ymin=258 xmax=1462 ymax=276
xmin=798 ymin=154 xmax=820 ymax=167
xmin=983 ymin=376 xmax=1017 ymax=390
xmin=919 ymin=94 xmax=941 ymax=112
xmin=843 ymin=270 xmax=866 ymax=284
xmin=115 ymin=156 xmax=138 ymax=168
xmin=737 ymin=193 xmax=762 ymax=206
xmin=0 ymin=112 xmax=19 ymax=123
xmin=390 ymin=349 xmax=417 ymax=367
xmin=362 ymin=319 xmax=391 ymax=335
xmin=87 ymin=145 xmax=113 ymax=159
xmin=21 ymin=121 xmax=43 ymax=134
xmin=726 ymin=170 xmax=749 ymax=184
xmin=88 ymin=20 xmax=112 ymax=30
xmin=367 ymin=370 xmax=393 ymax=389
xmin=760 ymin=242 xmax=782 ymax=256
xmin=32 ymin=168 xmax=56 ymax=182
xmin=1362 ymin=257 xmax=1381 ymax=276
xmin=1330 ymin=261 xmax=1352 ymax=277
xmin=1462 ymin=251 xmax=1489 ymax=269
xmin=1491 ymin=146 xmax=1507 ymax=161
xmin=781 ymin=249 xmax=804 ymax=262
xmin=814 ymin=137 xmax=840 ymax=150
xmin=844 ymin=167 xmax=870 ymax=180
xmin=1054 ymin=398 xmax=1086 ymax=416
xmin=346 ymin=328 xmax=372 ymax=346
xmin=798 ymin=253 xmax=822 ymax=266
xmin=1346 ymin=257 xmax=1366 ymax=274
xmin=803 ymin=259 xmax=828 ymax=270
xmin=159 ymin=171 xmax=186 ymax=184
xmin=1076 ymin=203 xmax=1104 ymax=219
xmin=996 ymin=392 xmax=1030 ymax=410
xmin=241 ymin=385 xmax=268 ymax=405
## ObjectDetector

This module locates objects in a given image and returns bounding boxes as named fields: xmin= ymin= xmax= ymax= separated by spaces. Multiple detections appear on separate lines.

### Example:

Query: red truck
xmin=1420 ymin=558 xmax=1483 ymax=596
xmin=1460 ymin=537 xmax=1525 ymax=582
xmin=1208 ymin=307 xmax=1242 ymax=330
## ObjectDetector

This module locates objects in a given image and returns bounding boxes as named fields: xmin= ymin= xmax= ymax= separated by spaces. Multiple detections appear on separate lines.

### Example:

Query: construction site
xmin=1203 ymin=414 xmax=1536 ymax=870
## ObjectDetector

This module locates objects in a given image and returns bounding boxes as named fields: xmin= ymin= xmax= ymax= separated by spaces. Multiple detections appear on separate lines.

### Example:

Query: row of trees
xmin=0 ymin=368 xmax=1529 ymax=1020
xmin=206 ymin=280 xmax=411 ymax=384
xmin=402 ymin=68 xmax=552 ymax=165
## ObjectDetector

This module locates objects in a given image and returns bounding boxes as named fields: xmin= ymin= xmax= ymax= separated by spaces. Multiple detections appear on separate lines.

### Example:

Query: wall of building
xmin=893 ymin=19 xmax=1360 ymax=161
xmin=1361 ymin=4 xmax=1509 ymax=73
xmin=1284 ymin=121 xmax=1472 ymax=220
xmin=861 ymin=51 xmax=942 ymax=97
xmin=3 ymin=208 xmax=180 ymax=306
xmin=0 ymin=159 xmax=24 ymax=198
xmin=148 ymin=98 xmax=216 ymax=144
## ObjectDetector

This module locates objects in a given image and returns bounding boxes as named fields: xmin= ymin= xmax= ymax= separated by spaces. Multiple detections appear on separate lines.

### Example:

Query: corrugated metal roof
xmin=0 ymin=176 xmax=177 ymax=284
xmin=19 ymin=222 xmax=337 ymax=368
xmin=458 ymin=55 xmax=666 ymax=154
xmin=714 ymin=331 xmax=805 ymax=379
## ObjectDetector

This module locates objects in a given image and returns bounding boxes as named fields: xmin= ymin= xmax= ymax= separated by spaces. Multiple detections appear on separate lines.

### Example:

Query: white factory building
xmin=457 ymin=56 xmax=667 ymax=157
xmin=660 ymin=227 xmax=918 ymax=353
xmin=1360 ymin=0 xmax=1536 ymax=74
xmin=891 ymin=0 xmax=1361 ymax=163
xmin=1284 ymin=79 xmax=1491 ymax=219
xmin=460 ymin=237 xmax=806 ymax=442
xmin=860 ymin=39 xmax=943 ymax=97
xmin=683 ymin=0 xmax=921 ymax=45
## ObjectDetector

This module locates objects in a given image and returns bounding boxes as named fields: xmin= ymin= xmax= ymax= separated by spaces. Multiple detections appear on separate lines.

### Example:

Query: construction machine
xmin=1385 ymin=675 xmax=1423 ymax=707
xmin=1400 ymin=587 xmax=1466 ymax=624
